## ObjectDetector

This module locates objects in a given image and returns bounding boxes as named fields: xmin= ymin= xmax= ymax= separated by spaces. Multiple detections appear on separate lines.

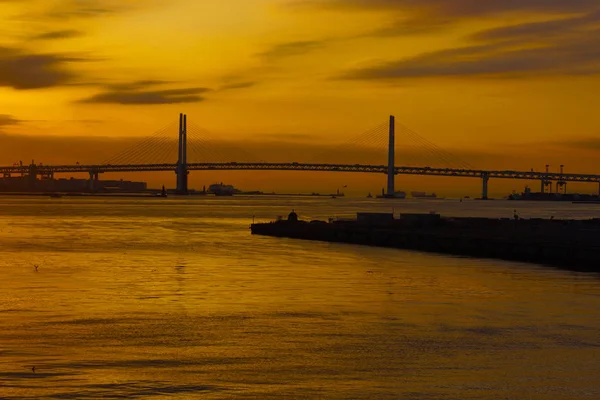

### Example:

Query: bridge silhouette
xmin=2 ymin=113 xmax=600 ymax=198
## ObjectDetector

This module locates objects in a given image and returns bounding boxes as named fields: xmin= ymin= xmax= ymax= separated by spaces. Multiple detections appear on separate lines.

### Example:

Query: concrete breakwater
xmin=251 ymin=213 xmax=600 ymax=272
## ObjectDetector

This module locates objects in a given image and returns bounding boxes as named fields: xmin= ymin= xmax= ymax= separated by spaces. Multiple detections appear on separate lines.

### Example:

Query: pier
xmin=251 ymin=213 xmax=600 ymax=272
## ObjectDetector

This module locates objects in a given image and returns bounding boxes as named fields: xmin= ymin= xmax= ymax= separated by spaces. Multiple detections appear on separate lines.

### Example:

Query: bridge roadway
xmin=2 ymin=162 xmax=600 ymax=184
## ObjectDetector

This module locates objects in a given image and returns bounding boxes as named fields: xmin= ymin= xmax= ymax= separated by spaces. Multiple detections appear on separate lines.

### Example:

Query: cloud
xmin=297 ymin=0 xmax=598 ymax=17
xmin=220 ymin=81 xmax=257 ymax=90
xmin=559 ymin=137 xmax=600 ymax=151
xmin=0 ymin=114 xmax=21 ymax=127
xmin=103 ymin=80 xmax=172 ymax=91
xmin=363 ymin=19 xmax=449 ymax=37
xmin=257 ymin=40 xmax=325 ymax=60
xmin=79 ymin=87 xmax=211 ymax=105
xmin=15 ymin=0 xmax=150 ymax=21
xmin=31 ymin=29 xmax=84 ymax=40
xmin=296 ymin=0 xmax=599 ymax=38
xmin=0 ymin=46 xmax=86 ymax=89
xmin=338 ymin=8 xmax=600 ymax=80
xmin=470 ymin=10 xmax=600 ymax=42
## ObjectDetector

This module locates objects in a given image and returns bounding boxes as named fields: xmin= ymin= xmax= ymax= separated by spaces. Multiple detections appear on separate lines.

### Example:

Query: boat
xmin=367 ymin=192 xmax=373 ymax=198
xmin=154 ymin=185 xmax=167 ymax=197
xmin=49 ymin=193 xmax=63 ymax=198
xmin=376 ymin=191 xmax=407 ymax=199
xmin=411 ymin=191 xmax=437 ymax=199
xmin=507 ymin=186 xmax=600 ymax=202
xmin=208 ymin=183 xmax=240 ymax=196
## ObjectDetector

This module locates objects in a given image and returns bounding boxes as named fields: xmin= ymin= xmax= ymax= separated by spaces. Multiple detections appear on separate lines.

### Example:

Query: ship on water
xmin=507 ymin=186 xmax=600 ymax=201
xmin=411 ymin=191 xmax=437 ymax=199
xmin=376 ymin=189 xmax=407 ymax=199
xmin=208 ymin=183 xmax=241 ymax=196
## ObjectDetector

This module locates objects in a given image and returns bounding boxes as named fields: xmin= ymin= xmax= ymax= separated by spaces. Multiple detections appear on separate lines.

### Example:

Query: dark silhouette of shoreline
xmin=251 ymin=212 xmax=600 ymax=272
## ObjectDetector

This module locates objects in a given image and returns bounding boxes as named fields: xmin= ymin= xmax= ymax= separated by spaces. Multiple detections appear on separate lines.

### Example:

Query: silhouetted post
xmin=28 ymin=162 xmax=38 ymax=190
xmin=481 ymin=173 xmax=489 ymax=200
xmin=88 ymin=171 xmax=95 ymax=192
xmin=387 ymin=115 xmax=395 ymax=197
xmin=183 ymin=114 xmax=188 ymax=193
xmin=178 ymin=113 xmax=183 ymax=165
xmin=176 ymin=113 xmax=183 ymax=193
xmin=176 ymin=113 xmax=189 ymax=194
xmin=540 ymin=179 xmax=545 ymax=194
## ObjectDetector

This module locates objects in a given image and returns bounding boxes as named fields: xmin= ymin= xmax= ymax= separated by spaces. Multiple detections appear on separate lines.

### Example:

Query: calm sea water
xmin=1 ymin=196 xmax=599 ymax=399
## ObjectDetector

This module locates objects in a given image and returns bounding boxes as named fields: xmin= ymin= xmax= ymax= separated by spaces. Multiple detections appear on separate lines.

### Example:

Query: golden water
xmin=1 ymin=196 xmax=599 ymax=399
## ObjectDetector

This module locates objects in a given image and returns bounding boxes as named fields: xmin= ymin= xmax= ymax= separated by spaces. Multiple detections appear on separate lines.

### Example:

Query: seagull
xmin=31 ymin=366 xmax=35 ymax=373
xmin=33 ymin=265 xmax=39 ymax=272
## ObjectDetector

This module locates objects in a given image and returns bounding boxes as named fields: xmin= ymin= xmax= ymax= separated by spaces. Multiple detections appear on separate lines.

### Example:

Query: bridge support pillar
xmin=386 ymin=115 xmax=395 ymax=196
xmin=88 ymin=171 xmax=99 ymax=192
xmin=176 ymin=113 xmax=189 ymax=194
xmin=481 ymin=173 xmax=489 ymax=200
xmin=27 ymin=163 xmax=38 ymax=189
xmin=541 ymin=179 xmax=545 ymax=194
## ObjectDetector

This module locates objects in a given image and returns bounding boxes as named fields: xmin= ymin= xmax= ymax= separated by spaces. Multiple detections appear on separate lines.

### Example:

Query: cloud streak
xmin=15 ymin=0 xmax=156 ymax=21
xmin=0 ymin=46 xmax=86 ymax=89
xmin=220 ymin=81 xmax=257 ymax=90
xmin=298 ymin=0 xmax=600 ymax=39
xmin=298 ymin=0 xmax=598 ymax=17
xmin=257 ymin=40 xmax=325 ymax=60
xmin=79 ymin=84 xmax=211 ymax=105
xmin=0 ymin=114 xmax=21 ymax=127
xmin=31 ymin=29 xmax=84 ymax=40
xmin=339 ymin=8 xmax=600 ymax=80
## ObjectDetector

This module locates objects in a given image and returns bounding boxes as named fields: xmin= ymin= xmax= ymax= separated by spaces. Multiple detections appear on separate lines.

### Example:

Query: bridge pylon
xmin=176 ymin=113 xmax=189 ymax=194
xmin=387 ymin=115 xmax=395 ymax=196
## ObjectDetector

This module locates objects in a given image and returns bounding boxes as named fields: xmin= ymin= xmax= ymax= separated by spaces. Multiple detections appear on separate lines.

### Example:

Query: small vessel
xmin=209 ymin=183 xmax=240 ymax=196
xmin=508 ymin=186 xmax=600 ymax=202
xmin=367 ymin=192 xmax=373 ymax=198
xmin=49 ymin=193 xmax=63 ymax=198
xmin=376 ymin=189 xmax=407 ymax=199
xmin=154 ymin=185 xmax=167 ymax=197
xmin=411 ymin=191 xmax=437 ymax=199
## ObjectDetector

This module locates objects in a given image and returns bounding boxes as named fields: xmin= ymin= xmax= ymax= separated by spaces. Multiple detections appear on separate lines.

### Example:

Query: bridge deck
xmin=1 ymin=163 xmax=599 ymax=183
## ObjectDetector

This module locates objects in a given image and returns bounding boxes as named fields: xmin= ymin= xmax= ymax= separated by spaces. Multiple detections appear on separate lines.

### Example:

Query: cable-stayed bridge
xmin=2 ymin=114 xmax=599 ymax=198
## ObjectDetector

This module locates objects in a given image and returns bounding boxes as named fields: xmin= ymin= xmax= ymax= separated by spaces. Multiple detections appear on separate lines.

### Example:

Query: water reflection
xmin=0 ymin=196 xmax=599 ymax=399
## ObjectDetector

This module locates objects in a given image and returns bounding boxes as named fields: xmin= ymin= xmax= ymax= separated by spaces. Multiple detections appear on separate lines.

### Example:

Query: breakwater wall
xmin=251 ymin=215 xmax=600 ymax=272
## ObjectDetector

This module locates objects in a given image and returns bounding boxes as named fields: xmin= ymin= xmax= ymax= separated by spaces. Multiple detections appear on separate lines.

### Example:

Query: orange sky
xmin=2 ymin=0 xmax=600 ymax=195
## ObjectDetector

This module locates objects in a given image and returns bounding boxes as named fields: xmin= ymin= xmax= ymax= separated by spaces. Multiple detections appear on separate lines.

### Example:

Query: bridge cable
xmin=102 ymin=121 xmax=175 ymax=165
xmin=101 ymin=120 xmax=178 ymax=165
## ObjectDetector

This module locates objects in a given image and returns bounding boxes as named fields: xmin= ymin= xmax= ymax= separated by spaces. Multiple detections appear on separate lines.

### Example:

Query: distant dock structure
xmin=251 ymin=212 xmax=600 ymax=272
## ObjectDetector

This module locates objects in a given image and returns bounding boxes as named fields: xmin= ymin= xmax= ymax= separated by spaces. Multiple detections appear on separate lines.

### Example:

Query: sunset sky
xmin=2 ymin=0 xmax=600 ymax=195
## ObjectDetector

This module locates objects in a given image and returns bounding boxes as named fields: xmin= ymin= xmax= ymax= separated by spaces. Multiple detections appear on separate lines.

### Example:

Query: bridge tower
xmin=387 ymin=115 xmax=395 ymax=196
xmin=176 ymin=113 xmax=189 ymax=194
xmin=481 ymin=172 xmax=490 ymax=200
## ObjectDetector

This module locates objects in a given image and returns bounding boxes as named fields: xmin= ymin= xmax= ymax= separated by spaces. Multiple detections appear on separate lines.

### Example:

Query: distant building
xmin=0 ymin=176 xmax=147 ymax=193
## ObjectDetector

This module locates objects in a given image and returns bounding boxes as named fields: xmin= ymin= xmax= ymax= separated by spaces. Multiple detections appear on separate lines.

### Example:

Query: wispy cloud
xmin=295 ymin=0 xmax=600 ymax=39
xmin=257 ymin=40 xmax=326 ymax=60
xmin=14 ymin=0 xmax=158 ymax=21
xmin=559 ymin=136 xmax=600 ymax=151
xmin=220 ymin=81 xmax=257 ymax=90
xmin=0 ymin=114 xmax=21 ymax=127
xmin=0 ymin=46 xmax=88 ymax=89
xmin=79 ymin=81 xmax=211 ymax=105
xmin=338 ymin=8 xmax=600 ymax=80
xmin=31 ymin=29 xmax=84 ymax=40
xmin=296 ymin=0 xmax=598 ymax=18
xmin=470 ymin=10 xmax=600 ymax=42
